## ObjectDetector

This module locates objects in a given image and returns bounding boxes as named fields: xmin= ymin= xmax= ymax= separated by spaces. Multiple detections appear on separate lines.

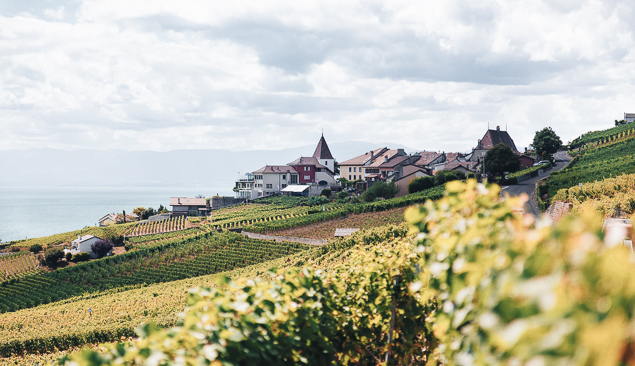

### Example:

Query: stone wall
xmin=211 ymin=196 xmax=246 ymax=210
xmin=545 ymin=201 xmax=573 ymax=222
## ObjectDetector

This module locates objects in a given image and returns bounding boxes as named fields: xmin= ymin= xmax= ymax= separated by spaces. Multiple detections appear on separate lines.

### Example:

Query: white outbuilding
xmin=70 ymin=235 xmax=105 ymax=259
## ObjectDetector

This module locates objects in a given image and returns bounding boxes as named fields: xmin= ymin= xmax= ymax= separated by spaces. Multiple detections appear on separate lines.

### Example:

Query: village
xmin=233 ymin=125 xmax=534 ymax=199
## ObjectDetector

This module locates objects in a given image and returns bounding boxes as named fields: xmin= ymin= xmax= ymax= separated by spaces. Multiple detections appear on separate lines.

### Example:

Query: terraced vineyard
xmin=545 ymin=136 xmax=635 ymax=201
xmin=125 ymin=227 xmax=205 ymax=244
xmin=273 ymin=206 xmax=407 ymax=239
xmin=0 ymin=252 xmax=41 ymax=282
xmin=245 ymin=185 xmax=445 ymax=234
xmin=552 ymin=172 xmax=635 ymax=218
xmin=6 ymin=223 xmax=135 ymax=249
xmin=0 ymin=232 xmax=310 ymax=314
xmin=0 ymin=224 xmax=407 ymax=359
xmin=570 ymin=122 xmax=635 ymax=149
xmin=127 ymin=216 xmax=188 ymax=236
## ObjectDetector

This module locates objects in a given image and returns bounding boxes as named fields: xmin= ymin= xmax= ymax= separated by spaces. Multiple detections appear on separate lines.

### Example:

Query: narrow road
xmin=501 ymin=150 xmax=572 ymax=217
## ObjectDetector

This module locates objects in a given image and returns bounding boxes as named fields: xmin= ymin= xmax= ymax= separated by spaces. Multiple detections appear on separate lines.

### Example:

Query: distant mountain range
xmin=0 ymin=141 xmax=421 ymax=192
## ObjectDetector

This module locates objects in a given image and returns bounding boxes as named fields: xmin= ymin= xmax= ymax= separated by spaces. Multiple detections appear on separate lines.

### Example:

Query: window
xmin=304 ymin=175 xmax=310 ymax=180
xmin=290 ymin=175 xmax=298 ymax=183
xmin=282 ymin=184 xmax=287 ymax=188
xmin=282 ymin=174 xmax=286 ymax=180
xmin=254 ymin=175 xmax=263 ymax=180
xmin=266 ymin=184 xmax=272 ymax=189
xmin=349 ymin=167 xmax=351 ymax=172
xmin=353 ymin=175 xmax=356 ymax=180
xmin=353 ymin=167 xmax=356 ymax=172
xmin=304 ymin=166 xmax=310 ymax=171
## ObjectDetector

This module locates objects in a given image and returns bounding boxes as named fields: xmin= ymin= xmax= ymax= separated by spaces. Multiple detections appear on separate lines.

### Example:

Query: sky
xmin=1 ymin=0 xmax=634 ymax=154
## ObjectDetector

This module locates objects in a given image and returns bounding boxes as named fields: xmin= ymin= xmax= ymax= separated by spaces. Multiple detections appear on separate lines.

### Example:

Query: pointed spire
xmin=313 ymin=134 xmax=334 ymax=160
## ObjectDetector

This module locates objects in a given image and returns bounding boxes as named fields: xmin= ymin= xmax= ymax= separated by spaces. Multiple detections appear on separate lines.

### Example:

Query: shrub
xmin=91 ymin=239 xmax=114 ymax=258
xmin=444 ymin=172 xmax=458 ymax=182
xmin=9 ymin=247 xmax=21 ymax=253
xmin=72 ymin=252 xmax=90 ymax=262
xmin=336 ymin=191 xmax=348 ymax=200
xmin=29 ymin=244 xmax=43 ymax=253
xmin=320 ymin=188 xmax=332 ymax=198
xmin=467 ymin=172 xmax=476 ymax=179
xmin=65 ymin=252 xmax=72 ymax=261
xmin=360 ymin=182 xmax=399 ymax=202
xmin=44 ymin=248 xmax=64 ymax=266
xmin=407 ymin=176 xmax=434 ymax=194
xmin=124 ymin=243 xmax=134 ymax=252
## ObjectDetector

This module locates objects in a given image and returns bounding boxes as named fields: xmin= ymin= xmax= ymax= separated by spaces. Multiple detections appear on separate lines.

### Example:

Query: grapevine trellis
xmin=0 ymin=252 xmax=40 ymax=281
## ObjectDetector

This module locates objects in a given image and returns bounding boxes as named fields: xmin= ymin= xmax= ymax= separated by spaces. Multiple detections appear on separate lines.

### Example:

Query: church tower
xmin=312 ymin=133 xmax=335 ymax=173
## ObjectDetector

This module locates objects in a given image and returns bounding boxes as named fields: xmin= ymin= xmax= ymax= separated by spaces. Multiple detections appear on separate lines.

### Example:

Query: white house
xmin=625 ymin=113 xmax=635 ymax=123
xmin=70 ymin=235 xmax=106 ymax=259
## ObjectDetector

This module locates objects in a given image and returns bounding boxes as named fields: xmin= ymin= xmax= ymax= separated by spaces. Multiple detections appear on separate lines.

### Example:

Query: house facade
xmin=238 ymin=135 xmax=338 ymax=198
xmin=170 ymin=197 xmax=209 ymax=217
xmin=234 ymin=173 xmax=256 ymax=199
xmin=469 ymin=126 xmax=519 ymax=170
xmin=70 ymin=235 xmax=105 ymax=259
xmin=625 ymin=113 xmax=635 ymax=123
xmin=253 ymin=165 xmax=299 ymax=196
xmin=393 ymin=168 xmax=432 ymax=197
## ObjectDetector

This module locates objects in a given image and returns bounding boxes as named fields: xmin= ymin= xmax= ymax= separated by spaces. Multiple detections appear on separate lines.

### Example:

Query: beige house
xmin=393 ymin=166 xmax=432 ymax=197
xmin=339 ymin=148 xmax=409 ymax=182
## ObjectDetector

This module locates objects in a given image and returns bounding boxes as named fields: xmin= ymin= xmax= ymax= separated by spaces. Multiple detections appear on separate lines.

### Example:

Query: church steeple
xmin=313 ymin=134 xmax=334 ymax=160
xmin=312 ymin=134 xmax=335 ymax=174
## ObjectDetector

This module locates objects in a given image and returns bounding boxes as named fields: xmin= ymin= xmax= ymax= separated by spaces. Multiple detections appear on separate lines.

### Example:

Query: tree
xmin=133 ymin=207 xmax=146 ymax=218
xmin=158 ymin=205 xmax=168 ymax=214
xmin=91 ymin=239 xmax=114 ymax=258
xmin=484 ymin=143 xmax=520 ymax=177
xmin=408 ymin=176 xmax=434 ymax=194
xmin=532 ymin=127 xmax=562 ymax=157
xmin=29 ymin=244 xmax=43 ymax=253
xmin=44 ymin=248 xmax=64 ymax=266
xmin=333 ymin=161 xmax=340 ymax=175
xmin=360 ymin=182 xmax=399 ymax=202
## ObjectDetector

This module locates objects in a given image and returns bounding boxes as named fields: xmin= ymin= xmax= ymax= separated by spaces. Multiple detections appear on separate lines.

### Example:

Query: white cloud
xmin=0 ymin=0 xmax=634 ymax=153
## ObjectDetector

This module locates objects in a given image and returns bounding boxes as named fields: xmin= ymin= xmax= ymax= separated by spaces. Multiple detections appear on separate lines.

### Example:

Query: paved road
xmin=500 ymin=150 xmax=572 ymax=217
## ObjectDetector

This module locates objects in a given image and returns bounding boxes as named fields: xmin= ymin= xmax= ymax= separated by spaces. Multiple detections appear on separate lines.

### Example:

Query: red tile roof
xmin=444 ymin=161 xmax=478 ymax=172
xmin=339 ymin=147 xmax=388 ymax=165
xmin=414 ymin=151 xmax=444 ymax=166
xmin=478 ymin=129 xmax=518 ymax=153
xmin=287 ymin=156 xmax=326 ymax=168
xmin=253 ymin=165 xmax=298 ymax=174
xmin=170 ymin=197 xmax=207 ymax=206
xmin=379 ymin=155 xmax=410 ymax=168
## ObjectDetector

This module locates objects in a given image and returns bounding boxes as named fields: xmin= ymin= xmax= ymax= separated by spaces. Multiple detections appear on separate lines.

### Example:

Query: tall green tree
xmin=532 ymin=127 xmax=562 ymax=157
xmin=484 ymin=143 xmax=520 ymax=177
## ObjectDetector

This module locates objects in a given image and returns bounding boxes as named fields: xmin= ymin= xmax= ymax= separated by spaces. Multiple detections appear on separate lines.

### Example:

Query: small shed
xmin=281 ymin=185 xmax=310 ymax=196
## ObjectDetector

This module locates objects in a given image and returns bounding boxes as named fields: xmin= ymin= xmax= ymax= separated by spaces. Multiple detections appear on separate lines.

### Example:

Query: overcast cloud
xmin=1 ymin=0 xmax=634 ymax=153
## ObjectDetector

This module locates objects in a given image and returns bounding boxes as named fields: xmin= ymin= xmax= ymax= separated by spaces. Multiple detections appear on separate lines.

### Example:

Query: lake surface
xmin=0 ymin=186 xmax=232 ymax=242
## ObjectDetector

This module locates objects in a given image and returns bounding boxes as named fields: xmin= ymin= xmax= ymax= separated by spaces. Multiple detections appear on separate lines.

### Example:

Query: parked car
xmin=533 ymin=160 xmax=550 ymax=167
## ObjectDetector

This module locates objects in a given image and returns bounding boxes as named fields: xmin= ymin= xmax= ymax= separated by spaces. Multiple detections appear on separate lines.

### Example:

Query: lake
xmin=0 ymin=186 xmax=233 ymax=243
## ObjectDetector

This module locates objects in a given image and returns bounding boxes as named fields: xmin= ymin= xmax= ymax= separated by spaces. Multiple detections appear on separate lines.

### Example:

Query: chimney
xmin=496 ymin=126 xmax=500 ymax=131
xmin=384 ymin=156 xmax=389 ymax=163
xmin=397 ymin=148 xmax=406 ymax=156
xmin=370 ymin=151 xmax=374 ymax=159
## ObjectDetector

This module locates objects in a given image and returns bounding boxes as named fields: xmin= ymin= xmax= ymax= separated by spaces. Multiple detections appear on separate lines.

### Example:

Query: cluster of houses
xmin=235 ymin=126 xmax=537 ymax=198
xmin=234 ymin=135 xmax=338 ymax=199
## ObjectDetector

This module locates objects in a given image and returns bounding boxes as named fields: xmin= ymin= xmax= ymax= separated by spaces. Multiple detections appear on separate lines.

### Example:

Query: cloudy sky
xmin=1 ymin=0 xmax=633 ymax=153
